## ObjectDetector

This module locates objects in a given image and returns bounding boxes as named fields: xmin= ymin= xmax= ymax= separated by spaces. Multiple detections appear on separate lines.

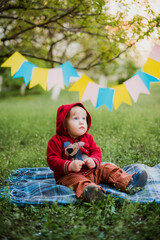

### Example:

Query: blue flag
xmin=13 ymin=61 xmax=38 ymax=86
xmin=58 ymin=61 xmax=79 ymax=87
xmin=96 ymin=87 xmax=115 ymax=111
xmin=135 ymin=68 xmax=160 ymax=91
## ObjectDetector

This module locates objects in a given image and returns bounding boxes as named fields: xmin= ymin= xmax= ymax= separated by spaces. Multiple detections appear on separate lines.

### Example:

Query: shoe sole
xmin=83 ymin=185 xmax=104 ymax=203
xmin=134 ymin=170 xmax=148 ymax=188
xmin=127 ymin=170 xmax=148 ymax=194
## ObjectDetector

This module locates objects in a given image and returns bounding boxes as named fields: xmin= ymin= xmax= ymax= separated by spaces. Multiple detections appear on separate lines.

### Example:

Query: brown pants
xmin=58 ymin=163 xmax=133 ymax=198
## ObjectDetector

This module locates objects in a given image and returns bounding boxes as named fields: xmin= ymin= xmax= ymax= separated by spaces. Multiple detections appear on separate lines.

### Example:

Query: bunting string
xmin=1 ymin=43 xmax=160 ymax=111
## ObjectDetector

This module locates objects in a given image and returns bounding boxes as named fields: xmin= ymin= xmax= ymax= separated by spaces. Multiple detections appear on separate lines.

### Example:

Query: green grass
xmin=0 ymin=85 xmax=160 ymax=239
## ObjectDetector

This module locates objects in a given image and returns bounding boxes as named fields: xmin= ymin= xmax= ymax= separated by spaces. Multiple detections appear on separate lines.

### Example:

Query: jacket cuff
xmin=92 ymin=158 xmax=101 ymax=168
xmin=64 ymin=160 xmax=72 ymax=174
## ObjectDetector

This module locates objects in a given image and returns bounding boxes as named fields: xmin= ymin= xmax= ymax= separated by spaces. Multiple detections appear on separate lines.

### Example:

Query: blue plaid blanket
xmin=0 ymin=163 xmax=160 ymax=206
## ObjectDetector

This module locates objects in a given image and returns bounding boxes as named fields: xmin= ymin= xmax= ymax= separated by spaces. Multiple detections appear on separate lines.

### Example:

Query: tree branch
xmin=1 ymin=2 xmax=84 ymax=42
xmin=0 ymin=42 xmax=135 ymax=71
xmin=75 ymin=44 xmax=134 ymax=70
xmin=0 ymin=0 xmax=10 ymax=9
xmin=55 ymin=23 xmax=108 ymax=37
xmin=0 ymin=15 xmax=18 ymax=19
xmin=0 ymin=4 xmax=60 ymax=12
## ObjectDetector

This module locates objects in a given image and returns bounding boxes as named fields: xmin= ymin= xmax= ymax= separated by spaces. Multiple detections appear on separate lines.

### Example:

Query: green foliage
xmin=0 ymin=58 xmax=49 ymax=97
xmin=0 ymin=197 xmax=160 ymax=239
xmin=117 ymin=60 xmax=139 ymax=84
xmin=0 ymin=85 xmax=160 ymax=239
xmin=0 ymin=0 xmax=159 ymax=95
xmin=0 ymin=0 xmax=159 ymax=69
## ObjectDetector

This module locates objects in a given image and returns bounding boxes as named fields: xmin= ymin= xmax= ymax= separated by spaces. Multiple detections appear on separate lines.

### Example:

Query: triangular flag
xmin=95 ymin=87 xmax=114 ymax=111
xmin=47 ymin=68 xmax=64 ymax=91
xmin=1 ymin=52 xmax=28 ymax=76
xmin=69 ymin=74 xmax=94 ymax=100
xmin=112 ymin=84 xmax=132 ymax=110
xmin=135 ymin=68 xmax=160 ymax=91
xmin=148 ymin=44 xmax=160 ymax=63
xmin=81 ymin=82 xmax=100 ymax=107
xmin=142 ymin=58 xmax=160 ymax=79
xmin=58 ymin=61 xmax=79 ymax=87
xmin=13 ymin=61 xmax=38 ymax=86
xmin=29 ymin=68 xmax=49 ymax=90
xmin=124 ymin=75 xmax=150 ymax=102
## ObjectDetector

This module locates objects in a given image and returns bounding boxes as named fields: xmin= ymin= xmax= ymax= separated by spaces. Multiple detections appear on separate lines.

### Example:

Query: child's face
xmin=65 ymin=106 xmax=88 ymax=138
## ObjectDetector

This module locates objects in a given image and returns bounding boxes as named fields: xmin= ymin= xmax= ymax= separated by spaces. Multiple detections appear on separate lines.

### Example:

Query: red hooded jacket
xmin=47 ymin=102 xmax=102 ymax=182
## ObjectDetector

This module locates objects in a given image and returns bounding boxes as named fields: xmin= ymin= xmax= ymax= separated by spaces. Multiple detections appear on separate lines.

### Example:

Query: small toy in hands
xmin=64 ymin=141 xmax=87 ymax=161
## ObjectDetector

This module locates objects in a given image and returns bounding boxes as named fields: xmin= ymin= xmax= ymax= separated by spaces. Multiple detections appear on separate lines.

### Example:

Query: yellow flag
xmin=69 ymin=74 xmax=94 ymax=99
xmin=1 ymin=51 xmax=28 ymax=76
xmin=142 ymin=58 xmax=160 ymax=79
xmin=29 ymin=68 xmax=49 ymax=90
xmin=112 ymin=84 xmax=132 ymax=110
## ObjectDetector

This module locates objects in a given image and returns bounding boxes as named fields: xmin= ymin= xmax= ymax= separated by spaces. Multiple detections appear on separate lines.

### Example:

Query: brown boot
xmin=82 ymin=185 xmax=104 ymax=203
xmin=126 ymin=170 xmax=148 ymax=195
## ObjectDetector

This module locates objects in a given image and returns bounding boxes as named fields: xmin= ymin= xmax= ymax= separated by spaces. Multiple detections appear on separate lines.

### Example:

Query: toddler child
xmin=47 ymin=103 xmax=147 ymax=202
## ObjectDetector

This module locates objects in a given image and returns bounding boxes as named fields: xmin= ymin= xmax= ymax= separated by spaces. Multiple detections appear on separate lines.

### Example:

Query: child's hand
xmin=69 ymin=160 xmax=84 ymax=172
xmin=83 ymin=158 xmax=96 ymax=169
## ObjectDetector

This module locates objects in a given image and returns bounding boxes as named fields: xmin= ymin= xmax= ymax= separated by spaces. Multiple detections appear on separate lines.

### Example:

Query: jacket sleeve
xmin=88 ymin=134 xmax=102 ymax=168
xmin=47 ymin=135 xmax=72 ymax=179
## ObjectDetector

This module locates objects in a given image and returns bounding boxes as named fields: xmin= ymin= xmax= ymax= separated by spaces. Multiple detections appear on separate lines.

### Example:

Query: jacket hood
xmin=56 ymin=102 xmax=91 ymax=137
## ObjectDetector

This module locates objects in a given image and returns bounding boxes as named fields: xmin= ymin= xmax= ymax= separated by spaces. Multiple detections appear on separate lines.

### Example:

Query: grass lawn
xmin=0 ymin=85 xmax=160 ymax=239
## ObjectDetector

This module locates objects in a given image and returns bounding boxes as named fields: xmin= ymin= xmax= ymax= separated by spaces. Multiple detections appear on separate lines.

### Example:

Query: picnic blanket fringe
xmin=0 ymin=163 xmax=160 ymax=206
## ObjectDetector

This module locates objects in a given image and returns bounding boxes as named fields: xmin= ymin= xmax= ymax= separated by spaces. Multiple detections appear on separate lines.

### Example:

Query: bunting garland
xmin=1 ymin=52 xmax=28 ymax=76
xmin=124 ymin=75 xmax=150 ymax=103
xmin=96 ymin=87 xmax=115 ymax=111
xmin=112 ymin=84 xmax=132 ymax=110
xmin=81 ymin=82 xmax=100 ymax=107
xmin=13 ymin=62 xmax=38 ymax=86
xmin=69 ymin=74 xmax=94 ymax=99
xmin=47 ymin=68 xmax=64 ymax=91
xmin=58 ymin=61 xmax=80 ymax=87
xmin=135 ymin=69 xmax=160 ymax=91
xmin=142 ymin=43 xmax=160 ymax=79
xmin=142 ymin=58 xmax=160 ymax=79
xmin=29 ymin=68 xmax=49 ymax=90
xmin=1 ymin=44 xmax=160 ymax=111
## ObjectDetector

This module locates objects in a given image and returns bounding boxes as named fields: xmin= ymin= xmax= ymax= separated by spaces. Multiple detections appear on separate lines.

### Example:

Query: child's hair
xmin=64 ymin=104 xmax=89 ymax=129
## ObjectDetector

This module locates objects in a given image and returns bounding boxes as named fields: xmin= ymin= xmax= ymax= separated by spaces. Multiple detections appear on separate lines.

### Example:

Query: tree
xmin=0 ymin=0 xmax=159 ymax=71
